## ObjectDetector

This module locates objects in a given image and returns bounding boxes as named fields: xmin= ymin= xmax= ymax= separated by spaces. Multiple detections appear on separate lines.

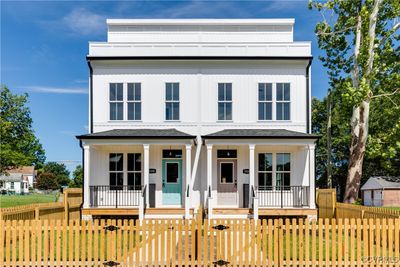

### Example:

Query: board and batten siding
xmin=91 ymin=61 xmax=308 ymax=135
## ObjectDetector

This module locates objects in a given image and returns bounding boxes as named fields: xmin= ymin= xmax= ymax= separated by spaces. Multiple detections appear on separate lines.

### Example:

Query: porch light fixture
xmin=227 ymin=146 xmax=230 ymax=157
xmin=169 ymin=146 xmax=172 ymax=156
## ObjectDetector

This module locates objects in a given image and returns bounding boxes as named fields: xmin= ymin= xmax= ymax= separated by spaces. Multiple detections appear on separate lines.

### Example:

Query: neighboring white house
xmin=361 ymin=176 xmax=400 ymax=207
xmin=77 ymin=19 xmax=318 ymax=220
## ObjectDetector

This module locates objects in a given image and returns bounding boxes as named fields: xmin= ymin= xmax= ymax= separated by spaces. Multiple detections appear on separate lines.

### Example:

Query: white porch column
xmin=308 ymin=144 xmax=316 ymax=209
xmin=249 ymin=144 xmax=256 ymax=208
xmin=185 ymin=144 xmax=192 ymax=219
xmin=143 ymin=144 xmax=150 ymax=208
xmin=206 ymin=144 xmax=213 ymax=219
xmin=83 ymin=145 xmax=91 ymax=209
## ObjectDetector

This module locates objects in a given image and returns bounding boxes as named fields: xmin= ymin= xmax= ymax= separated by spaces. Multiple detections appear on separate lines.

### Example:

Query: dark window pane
xmin=128 ymin=153 xmax=141 ymax=171
xmin=116 ymin=103 xmax=123 ymax=120
xmin=225 ymin=85 xmax=232 ymax=101
xmin=218 ymin=103 xmax=225 ymax=120
xmin=135 ymin=83 xmax=141 ymax=100
xmin=276 ymin=153 xmax=290 ymax=172
xmin=166 ymin=163 xmax=179 ymax=183
xmin=128 ymin=103 xmax=134 ymax=120
xmin=283 ymin=173 xmax=290 ymax=187
xmin=258 ymin=173 xmax=272 ymax=188
xmin=166 ymin=84 xmax=172 ymax=101
xmin=258 ymin=153 xmax=272 ymax=171
xmin=218 ymin=84 xmax=224 ymax=101
xmin=284 ymin=103 xmax=290 ymax=120
xmin=284 ymin=83 xmax=290 ymax=100
xmin=127 ymin=83 xmax=134 ymax=100
xmin=276 ymin=83 xmax=283 ymax=101
xmin=135 ymin=103 xmax=141 ymax=120
xmin=110 ymin=103 xmax=116 ymax=120
xmin=117 ymin=173 xmax=123 ymax=185
xmin=166 ymin=103 xmax=172 ymax=120
xmin=258 ymin=103 xmax=265 ymax=120
xmin=266 ymin=83 xmax=272 ymax=100
xmin=217 ymin=150 xmax=237 ymax=158
xmin=128 ymin=173 xmax=141 ymax=190
xmin=277 ymin=103 xmax=283 ymax=120
xmin=220 ymin=163 xmax=233 ymax=183
xmin=116 ymin=84 xmax=123 ymax=101
xmin=163 ymin=150 xmax=182 ymax=158
xmin=265 ymin=103 xmax=272 ymax=120
xmin=110 ymin=84 xmax=116 ymax=101
xmin=225 ymin=103 xmax=232 ymax=120
xmin=172 ymin=102 xmax=179 ymax=120
xmin=110 ymin=172 xmax=116 ymax=185
xmin=258 ymin=83 xmax=265 ymax=101
xmin=173 ymin=83 xmax=179 ymax=100
xmin=109 ymin=153 xmax=123 ymax=171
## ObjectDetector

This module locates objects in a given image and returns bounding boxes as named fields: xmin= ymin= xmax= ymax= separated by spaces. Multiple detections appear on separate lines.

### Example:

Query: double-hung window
xmin=127 ymin=153 xmax=142 ymax=190
xmin=276 ymin=83 xmax=290 ymax=120
xmin=165 ymin=83 xmax=179 ymax=121
xmin=258 ymin=83 xmax=273 ymax=120
xmin=127 ymin=83 xmax=141 ymax=120
xmin=109 ymin=153 xmax=123 ymax=190
xmin=218 ymin=83 xmax=232 ymax=121
xmin=258 ymin=153 xmax=273 ymax=189
xmin=276 ymin=153 xmax=291 ymax=189
xmin=109 ymin=83 xmax=124 ymax=120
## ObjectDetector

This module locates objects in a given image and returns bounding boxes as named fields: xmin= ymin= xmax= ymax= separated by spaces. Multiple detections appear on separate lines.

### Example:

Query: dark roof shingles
xmin=77 ymin=129 xmax=195 ymax=139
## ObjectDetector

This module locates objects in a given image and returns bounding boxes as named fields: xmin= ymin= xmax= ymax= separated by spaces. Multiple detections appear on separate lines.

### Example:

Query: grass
xmin=0 ymin=193 xmax=58 ymax=208
xmin=386 ymin=207 xmax=400 ymax=211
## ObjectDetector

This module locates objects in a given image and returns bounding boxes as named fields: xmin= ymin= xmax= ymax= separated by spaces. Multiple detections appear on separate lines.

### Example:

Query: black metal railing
xmin=257 ymin=186 xmax=310 ymax=208
xmin=89 ymin=185 xmax=142 ymax=208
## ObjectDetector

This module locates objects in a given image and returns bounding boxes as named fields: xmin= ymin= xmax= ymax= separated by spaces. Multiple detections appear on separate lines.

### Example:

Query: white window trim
xmin=127 ymin=83 xmax=142 ymax=121
xmin=258 ymin=83 xmax=273 ymax=121
xmin=109 ymin=83 xmax=124 ymax=121
xmin=257 ymin=152 xmax=291 ymax=189
xmin=276 ymin=82 xmax=291 ymax=121
xmin=127 ymin=153 xmax=142 ymax=189
xmin=109 ymin=152 xmax=143 ymax=188
xmin=109 ymin=153 xmax=124 ymax=186
xmin=217 ymin=83 xmax=233 ymax=121
xmin=165 ymin=82 xmax=180 ymax=121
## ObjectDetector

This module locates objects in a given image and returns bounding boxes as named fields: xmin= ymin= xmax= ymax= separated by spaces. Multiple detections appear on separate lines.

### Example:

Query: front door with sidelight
xmin=162 ymin=159 xmax=182 ymax=205
xmin=217 ymin=160 xmax=237 ymax=206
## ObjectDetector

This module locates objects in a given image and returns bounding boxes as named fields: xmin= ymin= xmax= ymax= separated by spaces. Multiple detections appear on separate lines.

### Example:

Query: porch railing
xmin=257 ymin=186 xmax=310 ymax=208
xmin=89 ymin=185 xmax=141 ymax=208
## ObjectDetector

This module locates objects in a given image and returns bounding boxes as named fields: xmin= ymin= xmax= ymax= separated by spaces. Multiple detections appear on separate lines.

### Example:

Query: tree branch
xmin=365 ymin=0 xmax=382 ymax=77
xmin=371 ymin=89 xmax=399 ymax=99
xmin=378 ymin=22 xmax=400 ymax=47
xmin=352 ymin=2 xmax=363 ymax=90
xmin=317 ymin=25 xmax=357 ymax=36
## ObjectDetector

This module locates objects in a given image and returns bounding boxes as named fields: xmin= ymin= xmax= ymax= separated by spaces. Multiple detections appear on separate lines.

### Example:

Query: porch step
xmin=212 ymin=208 xmax=253 ymax=215
xmin=145 ymin=208 xmax=194 ymax=215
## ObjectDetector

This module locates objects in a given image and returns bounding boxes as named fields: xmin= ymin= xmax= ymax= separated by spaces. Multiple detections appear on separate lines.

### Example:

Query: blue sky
xmin=1 ymin=0 xmax=329 ymax=173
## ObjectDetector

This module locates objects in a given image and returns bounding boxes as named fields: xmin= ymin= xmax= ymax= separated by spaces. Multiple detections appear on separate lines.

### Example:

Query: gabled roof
xmin=0 ymin=173 xmax=23 ymax=182
xmin=204 ymin=129 xmax=319 ymax=139
xmin=361 ymin=176 xmax=400 ymax=190
xmin=77 ymin=129 xmax=195 ymax=140
xmin=6 ymin=166 xmax=35 ymax=175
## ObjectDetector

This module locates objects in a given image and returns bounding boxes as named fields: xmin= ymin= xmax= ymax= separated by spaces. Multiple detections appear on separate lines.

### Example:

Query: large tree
xmin=43 ymin=162 xmax=70 ymax=188
xmin=69 ymin=165 xmax=83 ymax=188
xmin=310 ymin=0 xmax=400 ymax=202
xmin=0 ymin=86 xmax=46 ymax=173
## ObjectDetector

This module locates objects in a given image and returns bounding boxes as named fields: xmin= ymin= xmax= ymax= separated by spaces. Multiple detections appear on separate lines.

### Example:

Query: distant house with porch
xmin=77 ymin=18 xmax=318 ymax=220
xmin=0 ymin=166 xmax=36 ymax=194
xmin=361 ymin=176 xmax=400 ymax=207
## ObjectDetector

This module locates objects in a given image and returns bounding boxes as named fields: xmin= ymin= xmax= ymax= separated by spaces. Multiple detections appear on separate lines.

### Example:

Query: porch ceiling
xmin=204 ymin=129 xmax=319 ymax=139
xmin=77 ymin=129 xmax=195 ymax=140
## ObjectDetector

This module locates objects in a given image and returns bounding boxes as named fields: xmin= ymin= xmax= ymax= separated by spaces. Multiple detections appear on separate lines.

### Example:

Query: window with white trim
xmin=109 ymin=83 xmax=124 ymax=120
xmin=258 ymin=153 xmax=273 ymax=189
xmin=165 ymin=83 xmax=179 ymax=120
xmin=276 ymin=153 xmax=291 ymax=189
xmin=258 ymin=83 xmax=273 ymax=120
xmin=109 ymin=153 xmax=123 ymax=189
xmin=276 ymin=83 xmax=290 ymax=120
xmin=218 ymin=83 xmax=232 ymax=120
xmin=127 ymin=83 xmax=141 ymax=120
xmin=127 ymin=153 xmax=142 ymax=190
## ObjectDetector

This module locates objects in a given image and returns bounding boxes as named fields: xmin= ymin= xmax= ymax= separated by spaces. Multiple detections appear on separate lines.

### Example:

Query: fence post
xmin=64 ymin=190 xmax=69 ymax=221
xmin=35 ymin=206 xmax=40 ymax=220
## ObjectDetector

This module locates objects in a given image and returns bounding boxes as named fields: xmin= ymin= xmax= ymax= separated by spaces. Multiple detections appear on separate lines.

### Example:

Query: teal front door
xmin=162 ymin=159 xmax=182 ymax=205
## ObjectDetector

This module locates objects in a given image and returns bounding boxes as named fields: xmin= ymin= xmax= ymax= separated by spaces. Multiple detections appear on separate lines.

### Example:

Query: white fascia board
xmin=106 ymin=18 xmax=295 ymax=26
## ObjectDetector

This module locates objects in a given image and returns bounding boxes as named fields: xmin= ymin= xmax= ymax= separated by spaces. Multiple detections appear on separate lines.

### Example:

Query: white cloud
xmin=62 ymin=8 xmax=106 ymax=36
xmin=20 ymin=86 xmax=87 ymax=94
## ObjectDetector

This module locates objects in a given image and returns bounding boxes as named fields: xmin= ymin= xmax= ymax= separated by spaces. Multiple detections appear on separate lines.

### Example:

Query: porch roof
xmin=204 ymin=129 xmax=319 ymax=139
xmin=76 ymin=129 xmax=195 ymax=140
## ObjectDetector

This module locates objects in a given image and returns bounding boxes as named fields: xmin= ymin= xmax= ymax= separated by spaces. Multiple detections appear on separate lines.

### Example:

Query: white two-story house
xmin=77 ymin=19 xmax=318 ymax=220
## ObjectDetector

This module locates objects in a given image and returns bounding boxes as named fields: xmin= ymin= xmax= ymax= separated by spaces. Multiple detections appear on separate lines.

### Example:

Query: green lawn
xmin=0 ymin=193 xmax=58 ymax=208
xmin=386 ymin=206 xmax=400 ymax=211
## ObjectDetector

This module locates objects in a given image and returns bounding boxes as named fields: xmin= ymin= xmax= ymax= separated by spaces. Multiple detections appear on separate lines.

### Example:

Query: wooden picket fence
xmin=0 ymin=188 xmax=82 ymax=221
xmin=1 ymin=218 xmax=400 ymax=266
xmin=316 ymin=189 xmax=400 ymax=220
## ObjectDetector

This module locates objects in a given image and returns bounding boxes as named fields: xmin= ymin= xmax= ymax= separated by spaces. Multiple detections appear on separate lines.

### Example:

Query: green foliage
xmin=36 ymin=172 xmax=58 ymax=190
xmin=43 ymin=162 xmax=70 ymax=188
xmin=69 ymin=165 xmax=83 ymax=188
xmin=0 ymin=85 xmax=46 ymax=173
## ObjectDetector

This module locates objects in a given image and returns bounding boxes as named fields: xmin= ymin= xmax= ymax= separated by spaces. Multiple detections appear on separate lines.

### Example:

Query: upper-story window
xmin=165 ymin=83 xmax=180 ymax=121
xmin=109 ymin=83 xmax=124 ymax=120
xmin=276 ymin=83 xmax=290 ymax=120
xmin=127 ymin=83 xmax=141 ymax=120
xmin=258 ymin=83 xmax=273 ymax=120
xmin=218 ymin=83 xmax=232 ymax=121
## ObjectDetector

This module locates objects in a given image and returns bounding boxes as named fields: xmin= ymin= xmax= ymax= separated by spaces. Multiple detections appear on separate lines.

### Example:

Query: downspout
xmin=190 ymin=135 xmax=202 ymax=189
xmin=306 ymin=58 xmax=312 ymax=134
xmin=87 ymin=59 xmax=93 ymax=134
xmin=79 ymin=140 xmax=84 ymax=216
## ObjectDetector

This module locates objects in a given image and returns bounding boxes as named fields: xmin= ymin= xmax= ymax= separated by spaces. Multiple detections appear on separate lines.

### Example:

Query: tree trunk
xmin=343 ymin=100 xmax=370 ymax=203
